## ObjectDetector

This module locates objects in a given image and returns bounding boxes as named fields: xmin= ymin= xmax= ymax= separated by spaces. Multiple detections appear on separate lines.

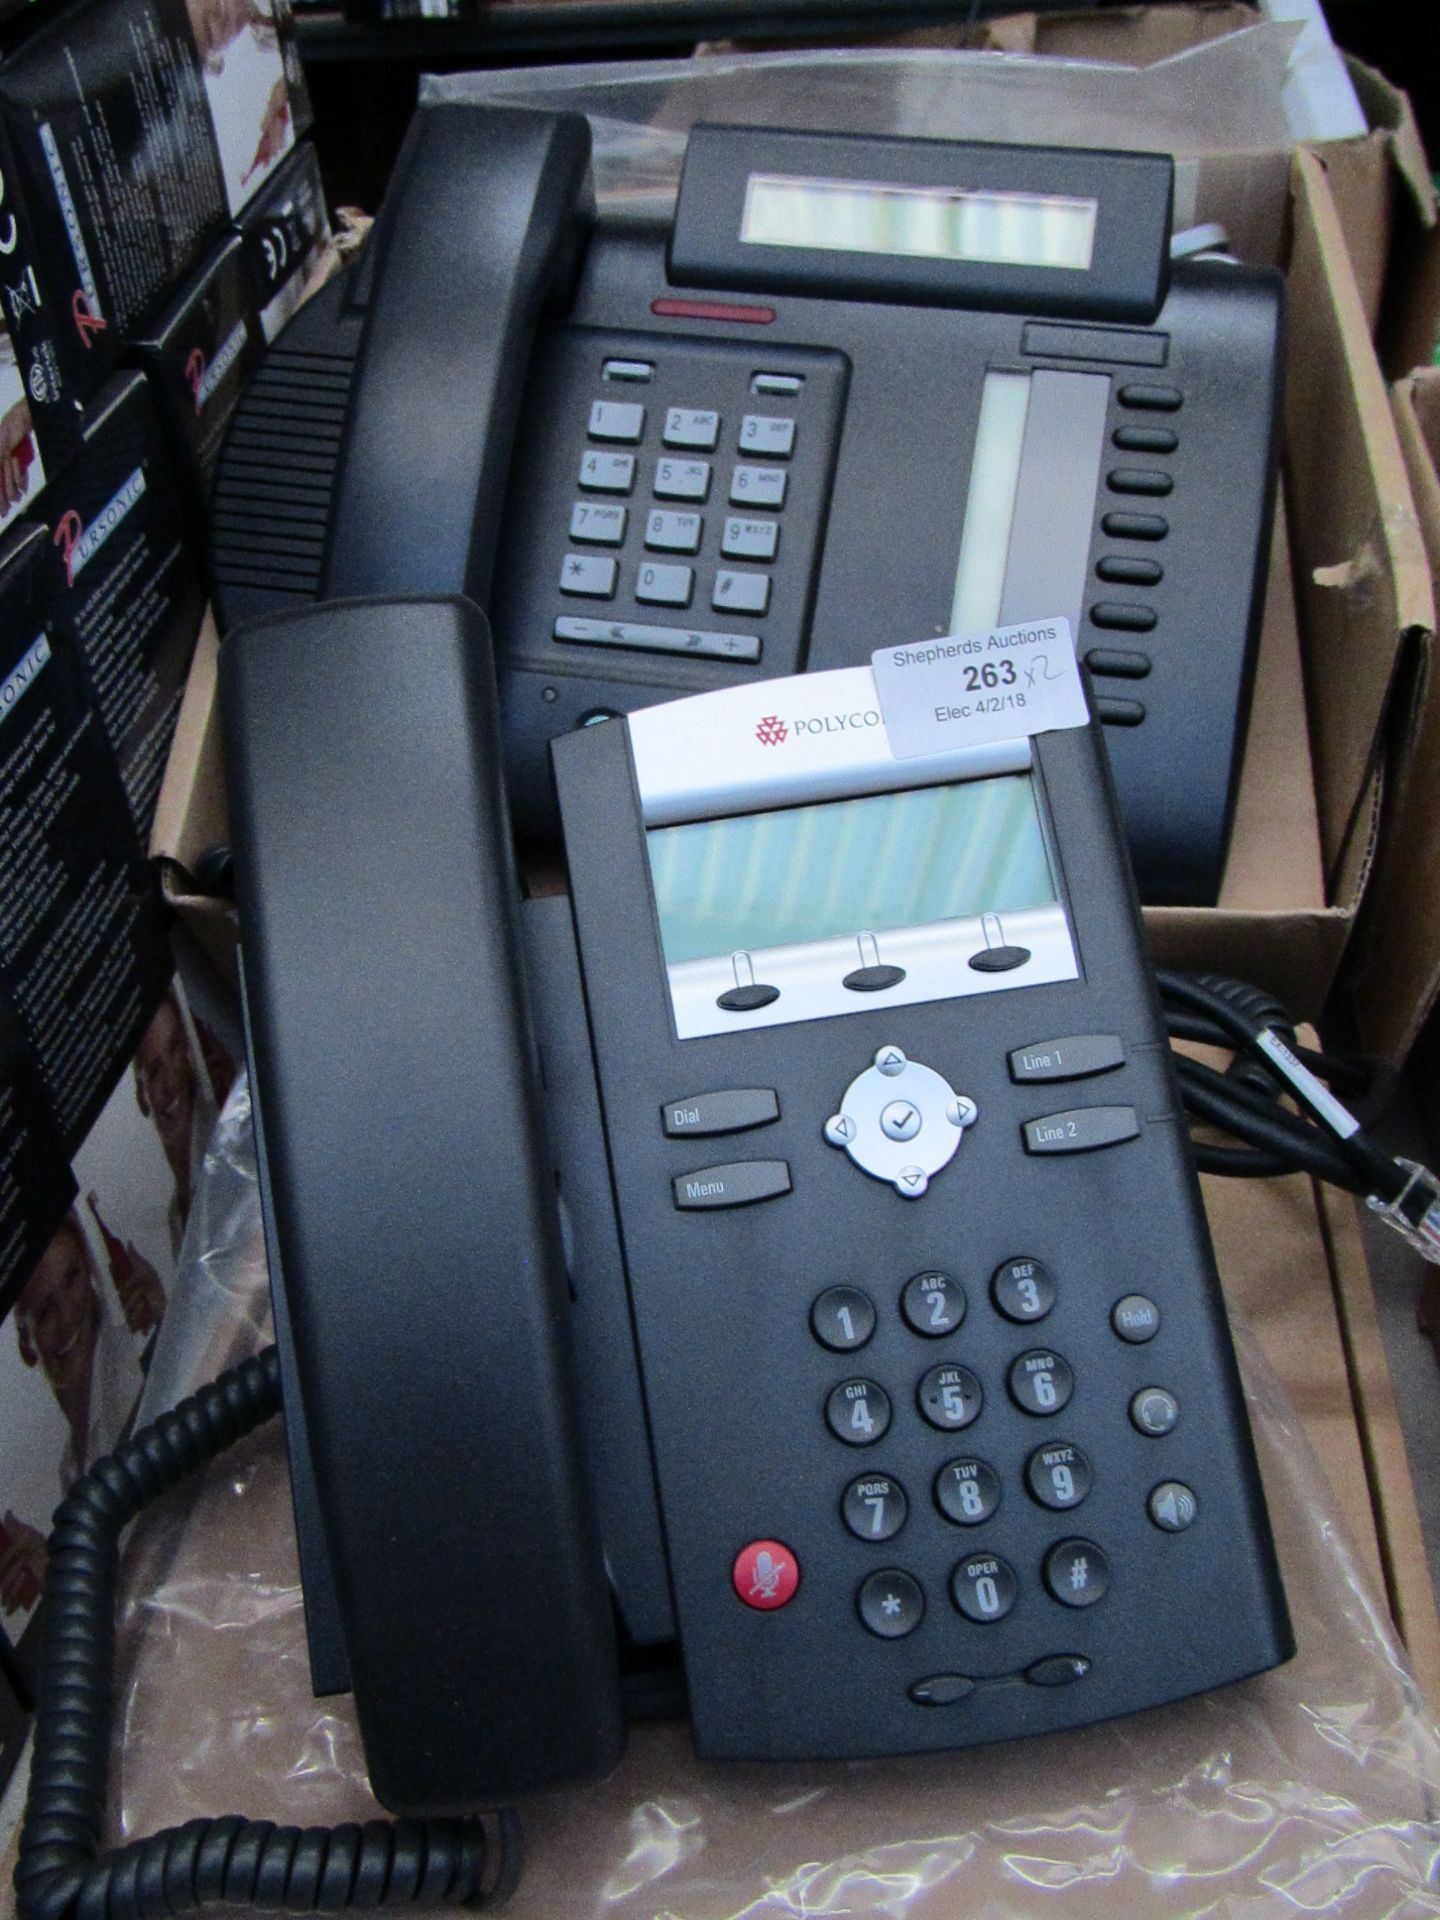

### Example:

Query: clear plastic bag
xmin=107 ymin=1072 xmax=1440 ymax=1917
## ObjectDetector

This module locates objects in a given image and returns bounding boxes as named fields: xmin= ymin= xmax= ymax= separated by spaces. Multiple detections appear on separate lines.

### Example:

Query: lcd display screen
xmin=740 ymin=174 xmax=1098 ymax=271
xmin=647 ymin=775 xmax=1056 ymax=968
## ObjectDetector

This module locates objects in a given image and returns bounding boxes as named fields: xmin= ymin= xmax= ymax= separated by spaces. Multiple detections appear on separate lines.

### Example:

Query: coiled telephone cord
xmin=13 ymin=1348 xmax=521 ymax=1920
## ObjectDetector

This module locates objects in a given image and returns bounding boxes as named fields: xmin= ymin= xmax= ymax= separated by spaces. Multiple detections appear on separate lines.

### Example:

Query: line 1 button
xmin=1009 ymin=1035 xmax=1125 ymax=1084
xmin=673 ymin=1161 xmax=791 ymax=1209
xmin=1023 ymin=1107 xmax=1139 ymax=1154
xmin=663 ymin=1089 xmax=779 ymax=1137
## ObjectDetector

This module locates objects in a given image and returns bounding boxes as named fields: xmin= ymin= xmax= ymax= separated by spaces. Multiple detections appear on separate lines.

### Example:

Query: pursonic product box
xmin=0 ymin=0 xmax=312 ymax=465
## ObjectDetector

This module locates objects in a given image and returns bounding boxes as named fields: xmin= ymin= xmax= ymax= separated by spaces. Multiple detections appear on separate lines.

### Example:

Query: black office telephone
xmin=218 ymin=591 xmax=1291 ymax=1818
xmin=209 ymin=101 xmax=1282 ymax=906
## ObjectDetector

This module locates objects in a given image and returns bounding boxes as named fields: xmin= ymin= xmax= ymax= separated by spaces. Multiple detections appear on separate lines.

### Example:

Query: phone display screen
xmin=647 ymin=774 xmax=1056 ymax=969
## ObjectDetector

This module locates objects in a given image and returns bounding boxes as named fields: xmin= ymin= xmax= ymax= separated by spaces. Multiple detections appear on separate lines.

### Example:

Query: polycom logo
xmin=756 ymin=715 xmax=788 ymax=746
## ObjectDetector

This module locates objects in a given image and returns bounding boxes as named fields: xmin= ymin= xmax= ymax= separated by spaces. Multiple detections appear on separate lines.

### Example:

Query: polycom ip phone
xmin=222 ymin=593 xmax=1292 ymax=1815
xmin=211 ymin=101 xmax=1282 ymax=905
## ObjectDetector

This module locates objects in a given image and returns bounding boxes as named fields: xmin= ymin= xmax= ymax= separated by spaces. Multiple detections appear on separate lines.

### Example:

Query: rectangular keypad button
xmin=673 ymin=1160 xmax=792 ymax=1210
xmin=663 ymin=408 xmax=720 ymax=451
xmin=559 ymin=553 xmax=617 ymax=598
xmin=731 ymin=464 xmax=787 ymax=508
xmin=602 ymin=359 xmax=653 ymax=382
xmin=662 ymin=1088 xmax=780 ymax=1137
xmin=645 ymin=509 xmax=702 ymax=553
xmin=713 ymin=569 xmax=770 ymax=615
xmin=739 ymin=414 xmax=796 ymax=457
xmin=1022 ymin=1106 xmax=1139 ymax=1154
xmin=1009 ymin=1035 xmax=1125 ymax=1083
xmin=721 ymin=516 xmax=779 ymax=561
xmin=580 ymin=451 xmax=634 ymax=493
xmin=637 ymin=562 xmax=693 ymax=607
xmin=654 ymin=458 xmax=711 ymax=501
xmin=554 ymin=617 xmax=760 ymax=663
xmin=570 ymin=502 xmax=626 ymax=544
xmin=752 ymin=372 xmax=802 ymax=395
xmin=588 ymin=400 xmax=645 ymax=442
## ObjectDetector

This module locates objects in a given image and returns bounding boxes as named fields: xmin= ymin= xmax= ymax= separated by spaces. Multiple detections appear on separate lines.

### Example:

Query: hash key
xmin=713 ymin=569 xmax=770 ymax=615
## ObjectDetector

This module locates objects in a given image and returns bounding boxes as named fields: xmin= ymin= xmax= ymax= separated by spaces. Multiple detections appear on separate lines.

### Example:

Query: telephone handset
xmin=211 ymin=102 xmax=1282 ymax=906
xmin=220 ymin=592 xmax=1292 ymax=1814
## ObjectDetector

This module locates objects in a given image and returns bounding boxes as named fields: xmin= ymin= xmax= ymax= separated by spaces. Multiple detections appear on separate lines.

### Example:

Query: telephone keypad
xmin=645 ymin=510 xmax=703 ymax=553
xmin=588 ymin=400 xmax=645 ymax=442
xmin=579 ymin=450 xmax=635 ymax=492
xmin=636 ymin=562 xmax=694 ymax=608
xmin=933 ymin=1457 xmax=1001 ymax=1526
xmin=990 ymin=1256 xmax=1056 ymax=1323
xmin=951 ymin=1552 xmax=1018 ymax=1623
xmin=721 ymin=516 xmax=779 ymax=561
xmin=663 ymin=407 xmax=720 ymax=450
xmin=559 ymin=553 xmax=617 ymax=598
xmin=654 ymin=458 xmax=711 ymax=502
xmin=827 ymin=1378 xmax=892 ymax=1446
xmin=731 ymin=464 xmax=787 ymax=508
xmin=712 ymin=569 xmax=771 ymax=615
xmin=858 ymin=1568 xmax=925 ymax=1638
xmin=739 ymin=414 xmax=796 ymax=457
xmin=569 ymin=503 xmax=627 ymax=544
xmin=917 ymin=1363 xmax=983 ymax=1433
xmin=843 ymin=1473 xmax=908 ymax=1542
xmin=1025 ymin=1442 xmax=1092 ymax=1511
xmin=1043 ymin=1539 xmax=1110 ymax=1608
xmin=1007 ymin=1349 xmax=1074 ymax=1417
xmin=900 ymin=1270 xmax=965 ymax=1337
xmin=811 ymin=1286 xmax=877 ymax=1353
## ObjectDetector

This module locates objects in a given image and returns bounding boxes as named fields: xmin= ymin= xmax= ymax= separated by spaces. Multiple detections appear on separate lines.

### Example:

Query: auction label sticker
xmin=871 ymin=617 xmax=1088 ymax=759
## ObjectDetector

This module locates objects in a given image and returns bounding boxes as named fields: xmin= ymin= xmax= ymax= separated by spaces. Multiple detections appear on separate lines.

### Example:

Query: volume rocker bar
xmin=555 ymin=616 xmax=761 ymax=663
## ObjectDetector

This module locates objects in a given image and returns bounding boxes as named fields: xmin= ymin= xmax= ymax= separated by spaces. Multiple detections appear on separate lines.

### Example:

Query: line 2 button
xmin=1023 ymin=1106 xmax=1139 ymax=1154
xmin=673 ymin=1161 xmax=791 ymax=1209
xmin=663 ymin=1089 xmax=779 ymax=1137
xmin=1009 ymin=1035 xmax=1125 ymax=1084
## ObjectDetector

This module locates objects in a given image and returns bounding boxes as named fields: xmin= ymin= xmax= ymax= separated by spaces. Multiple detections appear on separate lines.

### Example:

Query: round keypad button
xmin=901 ymin=1270 xmax=966 ymax=1338
xmin=1007 ymin=1349 xmax=1074 ymax=1417
xmin=1043 ymin=1538 xmax=1110 ymax=1609
xmin=1111 ymin=1294 xmax=1161 ymax=1343
xmin=951 ymin=1551 xmax=1018 ymax=1623
xmin=842 ymin=1473 xmax=908 ymax=1542
xmin=826 ymin=1377 xmax=892 ymax=1446
xmin=811 ymin=1286 xmax=876 ymax=1352
xmin=991 ymin=1257 xmax=1056 ymax=1323
xmin=917 ymin=1363 xmax=983 ymax=1432
xmin=857 ymin=1568 xmax=924 ymax=1639
xmin=934 ymin=1456 xmax=1001 ymax=1526
xmin=1025 ymin=1440 xmax=1092 ymax=1511
xmin=733 ymin=1539 xmax=800 ymax=1610
xmin=1130 ymin=1386 xmax=1179 ymax=1436
xmin=1148 ymin=1481 xmax=1198 ymax=1532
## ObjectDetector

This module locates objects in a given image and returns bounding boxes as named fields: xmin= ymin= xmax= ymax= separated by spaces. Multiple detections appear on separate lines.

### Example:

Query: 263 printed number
xmin=962 ymin=661 xmax=1018 ymax=691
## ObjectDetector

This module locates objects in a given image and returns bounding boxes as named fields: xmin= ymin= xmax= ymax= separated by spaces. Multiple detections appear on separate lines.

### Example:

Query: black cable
xmin=14 ymin=1349 xmax=520 ymax=1920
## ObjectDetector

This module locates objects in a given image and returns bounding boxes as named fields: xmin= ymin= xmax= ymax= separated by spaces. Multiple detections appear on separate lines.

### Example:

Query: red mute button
xmin=733 ymin=1538 xmax=800 ymax=1610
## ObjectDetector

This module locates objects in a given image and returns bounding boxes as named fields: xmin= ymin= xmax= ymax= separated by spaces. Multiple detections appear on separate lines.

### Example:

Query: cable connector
xmin=1367 ymin=1158 xmax=1440 ymax=1265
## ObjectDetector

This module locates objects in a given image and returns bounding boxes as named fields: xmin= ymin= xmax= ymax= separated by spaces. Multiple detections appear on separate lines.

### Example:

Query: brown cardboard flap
xmin=1350 ymin=369 xmax=1440 ymax=1059
xmin=150 ymin=608 xmax=223 ymax=880
xmin=1284 ymin=150 xmax=1430 ymax=908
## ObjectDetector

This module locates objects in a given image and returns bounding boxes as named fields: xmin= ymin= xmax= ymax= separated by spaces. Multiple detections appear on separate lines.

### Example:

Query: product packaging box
xmin=0 ymin=0 xmax=313 ymax=470
xmin=132 ymin=142 xmax=332 ymax=501
xmin=0 ymin=312 xmax=43 ymax=543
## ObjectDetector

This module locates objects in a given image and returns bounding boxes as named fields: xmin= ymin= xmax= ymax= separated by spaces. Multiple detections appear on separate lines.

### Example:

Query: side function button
xmin=1085 ymin=648 xmax=1151 ymax=679
xmin=1113 ymin=425 xmax=1178 ymax=453
xmin=1043 ymin=1539 xmax=1110 ymax=1609
xmin=588 ymin=399 xmax=644 ymax=442
xmin=673 ymin=1161 xmax=791 ymax=1210
xmin=1023 ymin=1106 xmax=1139 ymax=1154
xmin=843 ymin=1473 xmax=907 ymax=1542
xmin=1096 ymin=697 xmax=1146 ymax=728
xmin=1130 ymin=1387 xmax=1179 ymax=1436
xmin=1090 ymin=602 xmax=1157 ymax=632
xmin=1149 ymin=1482 xmax=1198 ymax=1532
xmin=1095 ymin=555 xmax=1163 ymax=586
xmin=663 ymin=407 xmax=719 ymax=451
xmin=858 ymin=1568 xmax=924 ymax=1639
xmin=1111 ymin=1295 xmax=1160 ymax=1343
xmin=934 ymin=1457 xmax=1001 ymax=1526
xmin=951 ymin=1552 xmax=1017 ymax=1624
xmin=1108 ymin=468 xmax=1173 ymax=497
xmin=909 ymin=1673 xmax=976 ymax=1706
xmin=1025 ymin=1441 xmax=1092 ymax=1511
xmin=739 ymin=414 xmax=796 ymax=457
xmin=811 ymin=1286 xmax=876 ymax=1353
xmin=1008 ymin=1350 xmax=1073 ymax=1417
xmin=733 ymin=1538 xmax=799 ymax=1610
xmin=1025 ymin=1654 xmax=1091 ymax=1688
xmin=901 ymin=1270 xmax=966 ymax=1337
xmin=827 ymin=1377 xmax=892 ymax=1446
xmin=1101 ymin=511 xmax=1168 ymax=541
xmin=662 ymin=1088 xmax=779 ymax=1137
xmin=990 ymin=1257 xmax=1055 ymax=1324
xmin=1008 ymin=1036 xmax=1124 ymax=1084
xmin=1118 ymin=383 xmax=1182 ymax=411
xmin=917 ymin=1363 xmax=983 ymax=1432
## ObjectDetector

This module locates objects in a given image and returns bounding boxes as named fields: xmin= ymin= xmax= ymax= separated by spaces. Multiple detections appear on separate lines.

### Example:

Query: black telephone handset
xmin=222 ymin=590 xmax=1292 ymax=1812
xmin=212 ymin=101 xmax=1282 ymax=907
